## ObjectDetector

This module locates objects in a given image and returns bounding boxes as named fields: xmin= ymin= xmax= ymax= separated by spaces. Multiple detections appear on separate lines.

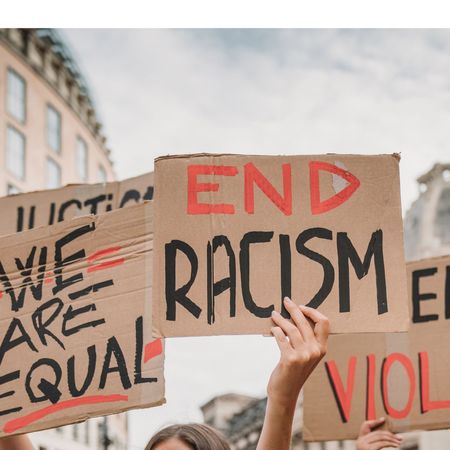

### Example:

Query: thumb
xmin=359 ymin=417 xmax=385 ymax=436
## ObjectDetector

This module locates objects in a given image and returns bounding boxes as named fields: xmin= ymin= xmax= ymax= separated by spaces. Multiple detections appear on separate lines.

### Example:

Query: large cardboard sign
xmin=153 ymin=153 xmax=408 ymax=337
xmin=1 ymin=173 xmax=153 ymax=235
xmin=0 ymin=202 xmax=164 ymax=436
xmin=304 ymin=255 xmax=450 ymax=441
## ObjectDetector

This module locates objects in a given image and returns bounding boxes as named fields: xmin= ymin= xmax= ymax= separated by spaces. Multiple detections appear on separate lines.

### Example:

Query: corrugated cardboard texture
xmin=304 ymin=255 xmax=450 ymax=441
xmin=0 ymin=202 xmax=164 ymax=437
xmin=153 ymin=153 xmax=408 ymax=337
xmin=1 ymin=172 xmax=153 ymax=235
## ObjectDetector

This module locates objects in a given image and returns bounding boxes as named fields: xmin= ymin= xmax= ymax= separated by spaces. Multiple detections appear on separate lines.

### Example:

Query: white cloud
xmin=62 ymin=29 xmax=450 ymax=447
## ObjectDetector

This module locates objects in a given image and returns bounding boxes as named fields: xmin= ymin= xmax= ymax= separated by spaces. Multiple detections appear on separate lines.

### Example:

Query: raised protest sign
xmin=0 ymin=202 xmax=164 ymax=437
xmin=1 ymin=172 xmax=153 ymax=235
xmin=153 ymin=153 xmax=408 ymax=337
xmin=303 ymin=255 xmax=450 ymax=441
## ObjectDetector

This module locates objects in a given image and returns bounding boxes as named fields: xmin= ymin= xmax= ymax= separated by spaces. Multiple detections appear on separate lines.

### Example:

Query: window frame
xmin=5 ymin=124 xmax=26 ymax=181
xmin=46 ymin=103 xmax=62 ymax=153
xmin=46 ymin=156 xmax=62 ymax=189
xmin=6 ymin=67 xmax=26 ymax=124
xmin=76 ymin=135 xmax=89 ymax=181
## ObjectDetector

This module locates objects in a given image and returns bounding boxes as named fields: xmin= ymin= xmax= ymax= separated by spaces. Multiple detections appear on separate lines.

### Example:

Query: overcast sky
xmin=62 ymin=29 xmax=450 ymax=449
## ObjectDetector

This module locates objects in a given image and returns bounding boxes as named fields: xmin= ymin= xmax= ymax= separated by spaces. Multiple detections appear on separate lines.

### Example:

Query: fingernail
xmin=284 ymin=297 xmax=292 ymax=304
xmin=272 ymin=310 xmax=279 ymax=317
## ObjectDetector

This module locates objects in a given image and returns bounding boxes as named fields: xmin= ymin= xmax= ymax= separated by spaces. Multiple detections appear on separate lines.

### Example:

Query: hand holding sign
xmin=356 ymin=418 xmax=402 ymax=450
xmin=257 ymin=299 xmax=329 ymax=450
xmin=268 ymin=299 xmax=329 ymax=405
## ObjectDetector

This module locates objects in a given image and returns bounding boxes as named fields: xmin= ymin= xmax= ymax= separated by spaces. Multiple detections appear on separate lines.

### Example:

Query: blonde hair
xmin=145 ymin=423 xmax=231 ymax=450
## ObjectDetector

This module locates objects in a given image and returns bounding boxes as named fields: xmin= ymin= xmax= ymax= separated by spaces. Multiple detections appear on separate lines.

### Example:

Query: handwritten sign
xmin=1 ymin=173 xmax=153 ymax=235
xmin=304 ymin=255 xmax=450 ymax=441
xmin=153 ymin=153 xmax=408 ymax=336
xmin=0 ymin=202 xmax=164 ymax=436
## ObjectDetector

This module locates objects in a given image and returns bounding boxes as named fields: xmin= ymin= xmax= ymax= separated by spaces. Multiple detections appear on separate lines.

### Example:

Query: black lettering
xmin=53 ymin=223 xmax=95 ymax=295
xmin=25 ymin=358 xmax=62 ymax=404
xmin=279 ymin=234 xmax=291 ymax=318
xmin=165 ymin=240 xmax=201 ymax=321
xmin=240 ymin=231 xmax=275 ymax=318
xmin=84 ymin=195 xmax=106 ymax=215
xmin=99 ymin=337 xmax=131 ymax=390
xmin=62 ymin=304 xmax=106 ymax=336
xmin=16 ymin=205 xmax=36 ymax=232
xmin=412 ymin=268 xmax=438 ymax=323
xmin=58 ymin=199 xmax=82 ymax=222
xmin=68 ymin=279 xmax=114 ymax=300
xmin=207 ymin=235 xmax=236 ymax=325
xmin=31 ymin=298 xmax=65 ymax=349
xmin=143 ymin=186 xmax=154 ymax=201
xmin=296 ymin=228 xmax=334 ymax=309
xmin=337 ymin=229 xmax=387 ymax=314
xmin=134 ymin=316 xmax=158 ymax=384
xmin=445 ymin=266 xmax=450 ymax=320
xmin=0 ymin=318 xmax=38 ymax=365
xmin=119 ymin=189 xmax=140 ymax=208
xmin=0 ymin=370 xmax=22 ymax=417
xmin=48 ymin=202 xmax=56 ymax=225
xmin=67 ymin=345 xmax=96 ymax=397
xmin=0 ymin=246 xmax=48 ymax=311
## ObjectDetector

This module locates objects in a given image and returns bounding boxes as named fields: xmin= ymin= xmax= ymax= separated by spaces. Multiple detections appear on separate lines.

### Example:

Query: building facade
xmin=203 ymin=162 xmax=450 ymax=450
xmin=0 ymin=29 xmax=125 ymax=450
xmin=0 ymin=28 xmax=115 ymax=197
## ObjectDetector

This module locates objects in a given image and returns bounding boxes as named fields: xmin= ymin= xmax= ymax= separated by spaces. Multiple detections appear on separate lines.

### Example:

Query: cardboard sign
xmin=1 ymin=173 xmax=153 ymax=235
xmin=303 ymin=255 xmax=450 ymax=441
xmin=0 ymin=202 xmax=164 ymax=436
xmin=153 ymin=153 xmax=409 ymax=337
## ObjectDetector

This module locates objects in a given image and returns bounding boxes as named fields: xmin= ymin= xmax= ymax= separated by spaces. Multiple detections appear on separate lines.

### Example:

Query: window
xmin=47 ymin=105 xmax=61 ymax=152
xmin=76 ymin=137 xmax=88 ymax=181
xmin=7 ymin=69 xmax=26 ymax=122
xmin=6 ymin=125 xmax=25 ymax=179
xmin=98 ymin=164 xmax=107 ymax=183
xmin=46 ymin=157 xmax=61 ymax=189
xmin=7 ymin=183 xmax=20 ymax=195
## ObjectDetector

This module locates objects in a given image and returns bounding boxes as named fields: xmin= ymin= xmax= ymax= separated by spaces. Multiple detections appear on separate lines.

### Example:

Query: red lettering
xmin=419 ymin=351 xmax=450 ymax=413
xmin=309 ymin=161 xmax=360 ymax=215
xmin=325 ymin=356 xmax=357 ymax=423
xmin=366 ymin=354 xmax=376 ymax=420
xmin=244 ymin=163 xmax=292 ymax=215
xmin=187 ymin=165 xmax=238 ymax=214
xmin=381 ymin=353 xmax=415 ymax=419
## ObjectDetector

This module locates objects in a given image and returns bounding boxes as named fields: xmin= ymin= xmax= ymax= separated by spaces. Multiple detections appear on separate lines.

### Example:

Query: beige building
xmin=0 ymin=28 xmax=126 ymax=450
xmin=0 ymin=28 xmax=115 ymax=197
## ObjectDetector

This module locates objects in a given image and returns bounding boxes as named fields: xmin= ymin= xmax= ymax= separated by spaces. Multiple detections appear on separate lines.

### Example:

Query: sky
xmin=61 ymin=29 xmax=450 ymax=448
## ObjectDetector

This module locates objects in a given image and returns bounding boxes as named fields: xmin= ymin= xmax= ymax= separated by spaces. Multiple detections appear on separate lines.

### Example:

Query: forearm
xmin=256 ymin=396 xmax=297 ymax=450
xmin=0 ymin=435 xmax=34 ymax=450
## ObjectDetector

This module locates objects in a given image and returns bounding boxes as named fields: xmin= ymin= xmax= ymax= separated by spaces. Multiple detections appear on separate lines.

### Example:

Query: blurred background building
xmin=201 ymin=164 xmax=450 ymax=450
xmin=0 ymin=28 xmax=114 ymax=197
xmin=0 ymin=28 xmax=124 ymax=450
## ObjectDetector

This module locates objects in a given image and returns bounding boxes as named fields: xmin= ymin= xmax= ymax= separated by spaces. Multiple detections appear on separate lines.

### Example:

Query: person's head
xmin=145 ymin=423 xmax=231 ymax=450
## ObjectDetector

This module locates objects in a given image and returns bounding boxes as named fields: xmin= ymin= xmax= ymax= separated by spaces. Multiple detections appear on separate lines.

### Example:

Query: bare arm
xmin=0 ymin=435 xmax=34 ymax=450
xmin=257 ymin=298 xmax=329 ymax=450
